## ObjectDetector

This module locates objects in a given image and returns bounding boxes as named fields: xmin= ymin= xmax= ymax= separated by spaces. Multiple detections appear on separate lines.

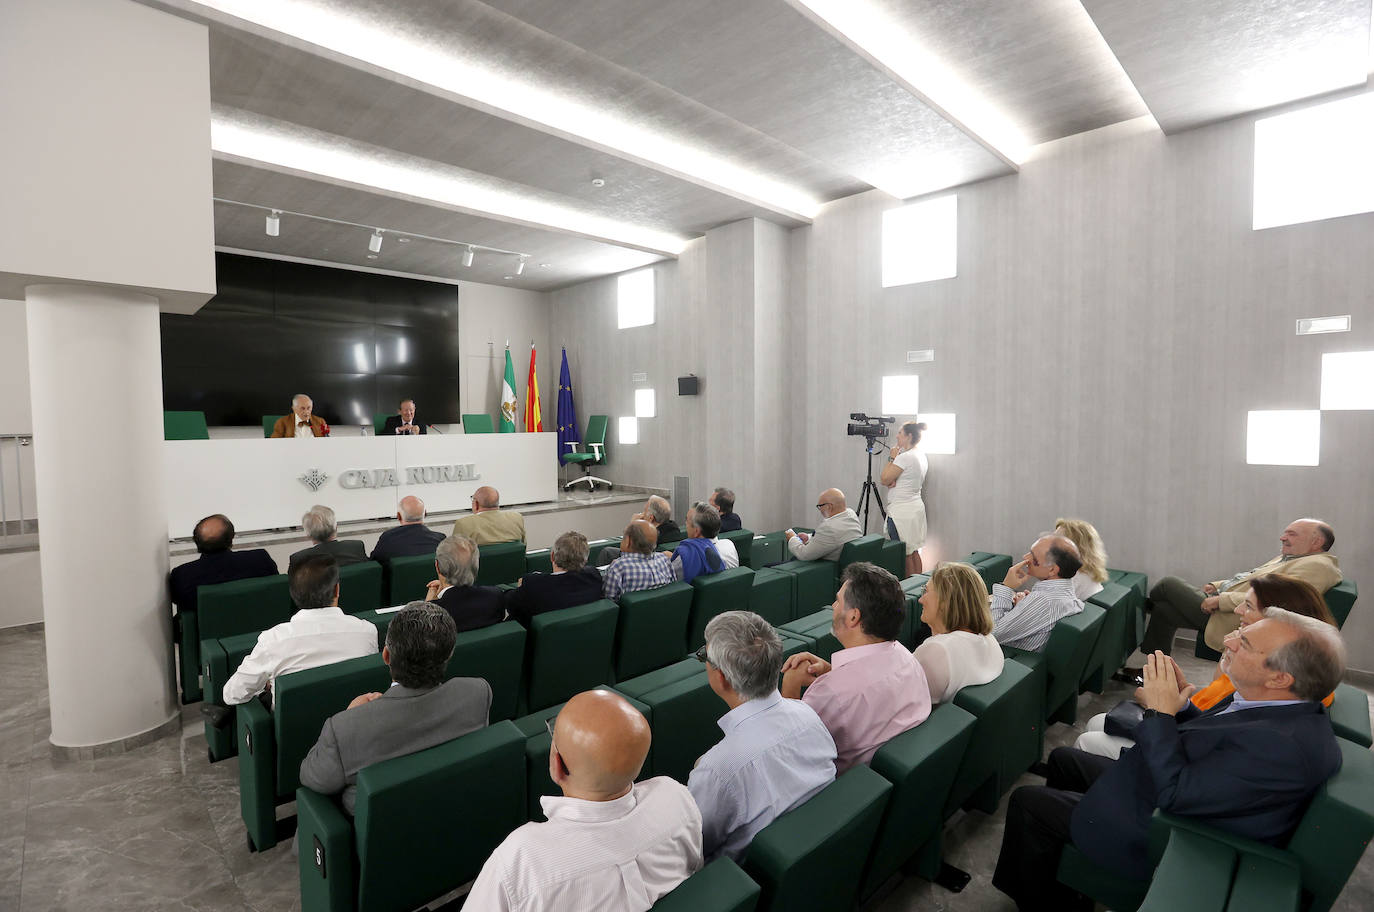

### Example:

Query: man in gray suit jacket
xmin=785 ymin=488 xmax=863 ymax=561
xmin=299 ymin=601 xmax=491 ymax=814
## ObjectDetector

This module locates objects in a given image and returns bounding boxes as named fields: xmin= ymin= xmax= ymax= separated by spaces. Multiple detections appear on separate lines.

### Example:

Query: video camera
xmin=846 ymin=412 xmax=895 ymax=439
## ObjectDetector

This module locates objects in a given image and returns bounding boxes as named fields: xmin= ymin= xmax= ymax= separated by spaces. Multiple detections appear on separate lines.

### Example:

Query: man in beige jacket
xmin=1139 ymin=518 xmax=1340 ymax=657
xmin=451 ymin=485 xmax=526 ymax=544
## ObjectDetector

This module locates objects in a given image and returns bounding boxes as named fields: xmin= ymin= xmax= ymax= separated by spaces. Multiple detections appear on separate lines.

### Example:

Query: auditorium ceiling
xmin=140 ymin=0 xmax=1373 ymax=291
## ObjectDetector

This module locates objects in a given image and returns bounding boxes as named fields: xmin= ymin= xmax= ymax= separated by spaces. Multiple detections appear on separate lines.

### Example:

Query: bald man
xmin=784 ymin=488 xmax=862 ymax=561
xmin=602 ymin=520 xmax=673 ymax=601
xmin=466 ymin=690 xmax=702 ymax=910
xmin=990 ymin=535 xmax=1085 ymax=653
xmin=451 ymin=485 xmax=526 ymax=544
xmin=370 ymin=495 xmax=446 ymax=563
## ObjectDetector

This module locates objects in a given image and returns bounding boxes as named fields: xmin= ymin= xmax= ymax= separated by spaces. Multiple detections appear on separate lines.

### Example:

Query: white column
xmin=26 ymin=285 xmax=176 ymax=748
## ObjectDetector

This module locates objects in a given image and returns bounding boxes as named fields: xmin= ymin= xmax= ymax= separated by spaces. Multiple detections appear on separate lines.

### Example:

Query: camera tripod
xmin=855 ymin=438 xmax=889 ymax=535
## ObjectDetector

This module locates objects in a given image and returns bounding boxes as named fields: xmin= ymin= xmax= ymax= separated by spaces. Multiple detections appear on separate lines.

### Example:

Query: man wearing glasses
xmin=784 ymin=488 xmax=862 ymax=561
xmin=990 ymin=534 xmax=1084 ymax=653
xmin=467 ymin=690 xmax=702 ymax=910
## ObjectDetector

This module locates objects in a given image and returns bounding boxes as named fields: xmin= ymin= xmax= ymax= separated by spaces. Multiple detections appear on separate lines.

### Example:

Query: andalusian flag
xmin=524 ymin=343 xmax=543 ymax=432
xmin=499 ymin=344 xmax=517 ymax=432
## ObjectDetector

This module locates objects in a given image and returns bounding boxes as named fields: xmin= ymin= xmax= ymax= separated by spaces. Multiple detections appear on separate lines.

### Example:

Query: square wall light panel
xmin=915 ymin=413 xmax=956 ymax=455
xmin=617 ymin=269 xmax=655 ymax=328
xmin=882 ymin=195 xmax=957 ymax=287
xmin=881 ymin=375 xmax=919 ymax=415
xmin=618 ymin=416 xmax=639 ymax=445
xmin=1246 ymin=410 xmax=1320 ymax=466
xmin=1253 ymin=92 xmax=1374 ymax=230
xmin=1319 ymin=350 xmax=1374 ymax=409
xmin=635 ymin=388 xmax=656 ymax=418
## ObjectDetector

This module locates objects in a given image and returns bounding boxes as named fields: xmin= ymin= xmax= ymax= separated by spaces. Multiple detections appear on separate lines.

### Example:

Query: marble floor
xmin=2 ymin=624 xmax=1372 ymax=911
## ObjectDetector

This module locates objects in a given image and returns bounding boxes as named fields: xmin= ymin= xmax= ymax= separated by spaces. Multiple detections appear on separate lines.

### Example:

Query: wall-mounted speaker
xmin=677 ymin=375 xmax=700 ymax=396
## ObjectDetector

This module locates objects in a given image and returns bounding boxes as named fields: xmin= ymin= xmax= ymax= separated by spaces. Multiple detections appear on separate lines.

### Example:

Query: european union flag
xmin=556 ymin=347 xmax=581 ymax=464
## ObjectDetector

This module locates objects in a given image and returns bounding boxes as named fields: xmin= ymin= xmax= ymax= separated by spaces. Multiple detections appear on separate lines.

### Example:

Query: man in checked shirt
xmin=991 ymin=534 xmax=1085 ymax=652
xmin=602 ymin=519 xmax=675 ymax=601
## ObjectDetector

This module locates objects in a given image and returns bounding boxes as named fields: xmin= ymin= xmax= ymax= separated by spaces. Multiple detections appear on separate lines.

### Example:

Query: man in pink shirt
xmin=781 ymin=562 xmax=932 ymax=772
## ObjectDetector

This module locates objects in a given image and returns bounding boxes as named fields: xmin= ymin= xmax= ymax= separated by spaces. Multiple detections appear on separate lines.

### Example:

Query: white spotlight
xmin=515 ymin=256 xmax=526 ymax=276
xmin=462 ymin=246 xmax=475 ymax=268
xmin=265 ymin=210 xmax=280 ymax=237
xmin=368 ymin=229 xmax=383 ymax=253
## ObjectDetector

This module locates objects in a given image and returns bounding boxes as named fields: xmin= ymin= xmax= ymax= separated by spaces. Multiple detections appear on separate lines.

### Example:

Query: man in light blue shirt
xmin=688 ymin=611 xmax=836 ymax=862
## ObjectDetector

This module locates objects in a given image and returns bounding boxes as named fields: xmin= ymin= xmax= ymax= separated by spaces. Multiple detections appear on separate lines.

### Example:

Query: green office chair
xmin=163 ymin=410 xmax=209 ymax=440
xmin=261 ymin=415 xmax=278 ymax=438
xmin=564 ymin=414 xmax=611 ymax=492
xmin=372 ymin=412 xmax=390 ymax=435
xmin=462 ymin=413 xmax=494 ymax=433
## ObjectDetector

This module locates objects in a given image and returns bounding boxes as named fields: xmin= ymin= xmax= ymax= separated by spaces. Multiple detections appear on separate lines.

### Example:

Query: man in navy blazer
xmin=426 ymin=534 xmax=505 ymax=633
xmin=993 ymin=607 xmax=1345 ymax=911
xmin=380 ymin=398 xmax=427 ymax=435
xmin=169 ymin=514 xmax=278 ymax=617
xmin=370 ymin=496 xmax=445 ymax=563
xmin=504 ymin=531 xmax=603 ymax=627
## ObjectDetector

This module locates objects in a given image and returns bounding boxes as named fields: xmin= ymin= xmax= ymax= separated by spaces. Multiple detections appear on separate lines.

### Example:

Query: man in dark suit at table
xmin=425 ymin=534 xmax=505 ymax=633
xmin=169 ymin=513 xmax=277 ymax=618
xmin=370 ymin=495 xmax=445 ymax=563
xmin=299 ymin=601 xmax=491 ymax=814
xmin=992 ymin=608 xmax=1346 ymax=911
xmin=380 ymin=398 xmax=427 ymax=436
xmin=504 ymin=531 xmax=603 ymax=627
xmin=288 ymin=504 xmax=368 ymax=573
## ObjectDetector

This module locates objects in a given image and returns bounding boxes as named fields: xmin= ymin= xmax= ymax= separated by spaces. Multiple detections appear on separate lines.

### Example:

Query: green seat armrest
xmin=296 ymin=787 xmax=356 ymax=912
xmin=1138 ymin=828 xmax=1236 ymax=912
xmin=179 ymin=610 xmax=202 ymax=703
xmin=238 ymin=698 xmax=278 ymax=852
xmin=651 ymin=857 xmax=761 ymax=911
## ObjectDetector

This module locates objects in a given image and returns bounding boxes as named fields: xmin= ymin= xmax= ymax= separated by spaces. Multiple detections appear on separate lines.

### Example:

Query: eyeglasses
xmin=545 ymin=715 xmax=558 ymax=740
xmin=545 ymin=715 xmax=569 ymax=775
xmin=815 ymin=502 xmax=830 ymax=513
xmin=694 ymin=644 xmax=710 ymax=664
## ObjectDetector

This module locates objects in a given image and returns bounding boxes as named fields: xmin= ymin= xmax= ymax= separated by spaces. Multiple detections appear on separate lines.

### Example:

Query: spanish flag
xmin=524 ymin=343 xmax=543 ymax=432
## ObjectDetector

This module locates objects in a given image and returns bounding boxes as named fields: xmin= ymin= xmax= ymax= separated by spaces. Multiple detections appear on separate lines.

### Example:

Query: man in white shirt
xmin=466 ymin=689 xmax=703 ymax=911
xmin=785 ymin=488 xmax=862 ymax=561
xmin=222 ymin=556 xmax=378 ymax=707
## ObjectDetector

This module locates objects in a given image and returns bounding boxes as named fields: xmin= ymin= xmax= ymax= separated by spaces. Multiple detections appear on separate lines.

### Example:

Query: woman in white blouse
xmin=913 ymin=562 xmax=1005 ymax=704
xmin=1054 ymin=517 xmax=1109 ymax=602
xmin=880 ymin=421 xmax=929 ymax=577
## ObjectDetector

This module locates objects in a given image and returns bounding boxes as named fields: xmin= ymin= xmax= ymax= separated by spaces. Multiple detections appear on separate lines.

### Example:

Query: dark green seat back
xmin=749 ymin=568 xmax=794 ymax=627
xmin=836 ymin=534 xmax=884 ymax=575
xmin=779 ymin=608 xmax=841 ymax=662
xmin=448 ymin=620 xmax=526 ymax=722
xmin=750 ymin=532 xmax=785 ymax=568
xmin=616 ymin=658 xmax=702 ymax=700
xmin=199 ymin=574 xmax=292 ymax=641
xmin=953 ymin=552 xmax=1013 ymax=592
xmin=477 ymin=541 xmax=527 ymax=586
xmin=651 ymin=858 xmax=761 ymax=911
xmin=720 ymin=528 xmax=754 ymax=568
xmin=202 ymin=631 xmax=263 ymax=761
xmin=262 ymin=415 xmax=277 ymax=438
xmin=163 ymin=410 xmax=209 ymax=440
xmin=461 ymin=413 xmax=494 ymax=433
xmin=615 ymin=582 xmax=693 ymax=680
xmin=524 ymin=599 xmax=619 ymax=711
xmin=338 ymin=561 xmax=384 ymax=614
xmin=1329 ymin=682 xmax=1371 ymax=747
xmin=1325 ymin=579 xmax=1357 ymax=628
xmin=1007 ymin=603 xmax=1106 ymax=725
xmin=524 ymin=548 xmax=553 ymax=575
xmin=354 ymin=721 xmax=526 ymax=911
xmin=586 ymin=538 xmax=619 ymax=566
xmin=770 ymin=560 xmax=838 ymax=618
xmin=877 ymin=539 xmax=905 ymax=579
xmin=687 ymin=567 xmax=756 ymax=650
xmin=385 ymin=553 xmax=436 ymax=606
xmin=948 ymin=659 xmax=1040 ymax=815
xmin=1082 ymin=581 xmax=1133 ymax=692
xmin=1107 ymin=568 xmax=1149 ymax=655
xmin=743 ymin=766 xmax=893 ymax=912
xmin=638 ymin=670 xmax=724 ymax=782
xmin=274 ymin=654 xmax=392 ymax=798
xmin=863 ymin=703 xmax=978 ymax=894
xmin=1285 ymin=737 xmax=1374 ymax=912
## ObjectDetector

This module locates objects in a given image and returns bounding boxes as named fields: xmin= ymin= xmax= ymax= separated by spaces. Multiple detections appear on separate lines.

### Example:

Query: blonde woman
xmin=1054 ymin=517 xmax=1108 ymax=602
xmin=914 ymin=562 xmax=1005 ymax=703
xmin=881 ymin=421 xmax=928 ymax=576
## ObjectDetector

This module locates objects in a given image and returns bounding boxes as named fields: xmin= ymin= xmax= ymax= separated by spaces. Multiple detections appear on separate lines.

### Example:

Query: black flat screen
xmin=161 ymin=253 xmax=460 ymax=427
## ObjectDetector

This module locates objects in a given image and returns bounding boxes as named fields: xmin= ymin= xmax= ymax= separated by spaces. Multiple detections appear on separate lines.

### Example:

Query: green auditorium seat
xmin=163 ymin=410 xmax=209 ymax=440
xmin=750 ymin=532 xmax=785 ymax=568
xmin=862 ymin=703 xmax=978 ymax=896
xmin=769 ymin=560 xmax=838 ymax=619
xmin=461 ymin=413 xmax=494 ymax=433
xmin=899 ymin=580 xmax=929 ymax=649
xmin=337 ymin=561 xmax=384 ymax=614
xmin=239 ymin=653 xmax=392 ymax=851
xmin=1325 ymin=579 xmax=1357 ymax=628
xmin=877 ymin=538 xmax=906 ymax=579
xmin=586 ymin=538 xmax=620 ymax=566
xmin=296 ymin=721 xmax=526 ymax=912
xmin=1136 ymin=828 xmax=1238 ymax=912
xmin=1004 ymin=603 xmax=1106 ymax=740
xmin=1329 ymin=682 xmax=1372 ymax=747
xmin=521 ymin=599 xmax=619 ymax=713
xmin=953 ymin=552 xmax=1013 ymax=592
xmin=616 ymin=657 xmax=702 ymax=700
xmin=1106 ymin=568 xmax=1150 ymax=659
xmin=1058 ymin=737 xmax=1374 ymax=912
xmin=687 ymin=567 xmax=756 ymax=650
xmin=614 ymin=582 xmax=693 ymax=680
xmin=719 ymin=528 xmax=754 ymax=567
xmin=261 ymin=415 xmax=277 ymax=438
xmin=779 ymin=608 xmax=841 ymax=663
xmin=1224 ymin=850 xmax=1302 ymax=912
xmin=476 ymin=540 xmax=527 ymax=586
xmin=177 ymin=609 xmax=202 ymax=703
xmin=742 ymin=765 xmax=893 ymax=912
xmin=634 ymin=667 xmax=724 ymax=782
xmin=191 ymin=574 xmax=293 ymax=704
xmin=444 ymin=620 xmax=526 ymax=722
xmin=383 ymin=552 xmax=436 ymax=606
xmin=524 ymin=548 xmax=553 ymax=575
xmin=200 ymin=630 xmax=262 ymax=761
xmin=1080 ymin=581 xmax=1134 ymax=693
xmin=947 ymin=659 xmax=1041 ymax=816
xmin=748 ymin=567 xmax=795 ymax=627
xmin=651 ymin=858 xmax=761 ymax=912
xmin=836 ymin=533 xmax=885 ymax=575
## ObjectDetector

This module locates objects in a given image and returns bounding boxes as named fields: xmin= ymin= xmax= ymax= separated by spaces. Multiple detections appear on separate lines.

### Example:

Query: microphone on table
xmin=428 ymin=424 xmax=444 ymax=434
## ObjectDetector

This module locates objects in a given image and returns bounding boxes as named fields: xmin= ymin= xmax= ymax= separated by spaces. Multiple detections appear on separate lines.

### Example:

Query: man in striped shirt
xmin=990 ymin=535 xmax=1084 ymax=652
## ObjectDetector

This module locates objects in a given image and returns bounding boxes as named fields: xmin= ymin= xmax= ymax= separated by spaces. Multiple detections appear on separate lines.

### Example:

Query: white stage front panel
xmin=164 ymin=433 xmax=558 ymax=535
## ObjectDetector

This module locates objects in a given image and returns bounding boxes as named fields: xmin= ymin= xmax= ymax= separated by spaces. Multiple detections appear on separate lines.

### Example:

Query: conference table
xmin=164 ymin=432 xmax=558 ymax=535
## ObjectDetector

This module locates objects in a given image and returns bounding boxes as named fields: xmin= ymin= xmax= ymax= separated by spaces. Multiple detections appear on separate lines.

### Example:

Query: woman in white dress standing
xmin=913 ymin=562 xmax=1005 ymax=704
xmin=880 ymin=421 xmax=928 ymax=577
